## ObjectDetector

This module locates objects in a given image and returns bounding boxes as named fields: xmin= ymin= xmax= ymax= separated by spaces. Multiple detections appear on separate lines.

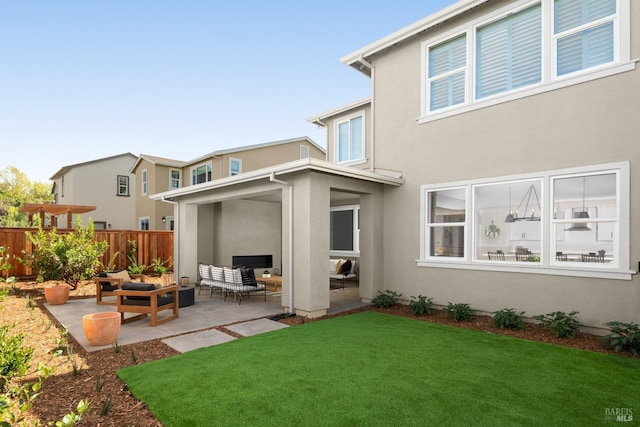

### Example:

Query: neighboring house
xmin=50 ymin=153 xmax=137 ymax=229
xmin=152 ymin=0 xmax=639 ymax=329
xmin=130 ymin=137 xmax=325 ymax=230
xmin=129 ymin=155 xmax=187 ymax=231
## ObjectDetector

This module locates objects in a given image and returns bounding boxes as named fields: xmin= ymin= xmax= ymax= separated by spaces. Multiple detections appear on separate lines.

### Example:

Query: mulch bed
xmin=1 ymin=280 xmax=633 ymax=426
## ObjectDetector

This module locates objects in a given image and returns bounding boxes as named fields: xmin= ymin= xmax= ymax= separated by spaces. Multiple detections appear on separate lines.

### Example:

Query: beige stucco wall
xmin=366 ymin=0 xmax=640 ymax=328
xmin=55 ymin=154 xmax=137 ymax=229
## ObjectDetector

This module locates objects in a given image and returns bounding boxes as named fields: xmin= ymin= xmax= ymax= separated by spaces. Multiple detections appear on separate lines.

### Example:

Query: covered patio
xmin=151 ymin=158 xmax=403 ymax=319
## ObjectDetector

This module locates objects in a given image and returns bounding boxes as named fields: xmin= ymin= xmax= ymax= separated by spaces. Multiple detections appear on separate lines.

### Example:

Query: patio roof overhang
xmin=149 ymin=158 xmax=404 ymax=202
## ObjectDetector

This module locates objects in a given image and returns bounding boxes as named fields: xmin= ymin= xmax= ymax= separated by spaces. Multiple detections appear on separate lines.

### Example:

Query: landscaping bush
xmin=444 ymin=302 xmax=474 ymax=321
xmin=0 ymin=324 xmax=33 ymax=393
xmin=409 ymin=295 xmax=433 ymax=315
xmin=601 ymin=321 xmax=640 ymax=357
xmin=492 ymin=308 xmax=525 ymax=330
xmin=533 ymin=310 xmax=582 ymax=339
xmin=371 ymin=290 xmax=402 ymax=308
xmin=22 ymin=218 xmax=108 ymax=289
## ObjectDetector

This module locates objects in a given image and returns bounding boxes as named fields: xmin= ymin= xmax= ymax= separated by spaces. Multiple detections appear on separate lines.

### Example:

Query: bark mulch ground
xmin=1 ymin=281 xmax=632 ymax=426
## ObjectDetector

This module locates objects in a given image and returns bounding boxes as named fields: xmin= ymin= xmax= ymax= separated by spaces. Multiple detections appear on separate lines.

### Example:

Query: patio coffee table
xmin=255 ymin=276 xmax=282 ymax=292
xmin=178 ymin=284 xmax=195 ymax=307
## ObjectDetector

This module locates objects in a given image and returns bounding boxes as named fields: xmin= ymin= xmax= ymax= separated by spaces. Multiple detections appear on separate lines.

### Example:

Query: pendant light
xmin=566 ymin=177 xmax=591 ymax=231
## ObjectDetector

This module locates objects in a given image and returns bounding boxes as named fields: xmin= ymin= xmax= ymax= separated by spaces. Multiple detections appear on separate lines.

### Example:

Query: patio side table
xmin=178 ymin=284 xmax=195 ymax=307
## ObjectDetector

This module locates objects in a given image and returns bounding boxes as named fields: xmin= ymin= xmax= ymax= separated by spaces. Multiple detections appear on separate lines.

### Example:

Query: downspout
xmin=358 ymin=55 xmax=375 ymax=172
xmin=269 ymin=173 xmax=294 ymax=315
xmin=161 ymin=197 xmax=179 ymax=284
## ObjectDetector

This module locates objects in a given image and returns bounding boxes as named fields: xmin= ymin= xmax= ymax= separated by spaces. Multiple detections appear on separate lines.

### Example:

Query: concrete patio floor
xmin=45 ymin=284 xmax=364 ymax=353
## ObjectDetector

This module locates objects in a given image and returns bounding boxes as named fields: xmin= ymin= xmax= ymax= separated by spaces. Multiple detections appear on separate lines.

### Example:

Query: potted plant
xmin=262 ymin=270 xmax=271 ymax=278
xmin=82 ymin=312 xmax=121 ymax=346
xmin=44 ymin=283 xmax=71 ymax=305
xmin=146 ymin=257 xmax=173 ymax=286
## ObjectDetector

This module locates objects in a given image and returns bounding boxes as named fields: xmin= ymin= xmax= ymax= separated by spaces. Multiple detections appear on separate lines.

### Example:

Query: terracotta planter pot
xmin=44 ymin=284 xmax=71 ymax=305
xmin=82 ymin=312 xmax=121 ymax=346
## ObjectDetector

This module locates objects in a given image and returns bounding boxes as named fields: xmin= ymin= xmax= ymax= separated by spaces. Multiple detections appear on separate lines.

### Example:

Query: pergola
xmin=20 ymin=204 xmax=96 ymax=229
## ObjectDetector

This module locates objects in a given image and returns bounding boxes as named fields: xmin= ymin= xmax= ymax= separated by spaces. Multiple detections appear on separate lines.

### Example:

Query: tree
xmin=0 ymin=166 xmax=53 ymax=227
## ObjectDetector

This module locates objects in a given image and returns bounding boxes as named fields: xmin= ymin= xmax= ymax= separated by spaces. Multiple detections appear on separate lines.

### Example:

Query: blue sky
xmin=1 ymin=0 xmax=458 ymax=182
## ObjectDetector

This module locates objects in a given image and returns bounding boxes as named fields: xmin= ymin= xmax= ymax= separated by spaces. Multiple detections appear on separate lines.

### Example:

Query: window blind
xmin=476 ymin=4 xmax=542 ymax=99
xmin=429 ymin=34 xmax=466 ymax=111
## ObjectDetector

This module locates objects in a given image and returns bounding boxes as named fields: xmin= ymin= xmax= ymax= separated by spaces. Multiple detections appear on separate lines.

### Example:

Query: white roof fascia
xmin=149 ymin=158 xmax=403 ymax=201
xmin=340 ymin=0 xmax=490 ymax=73
xmin=306 ymin=97 xmax=372 ymax=127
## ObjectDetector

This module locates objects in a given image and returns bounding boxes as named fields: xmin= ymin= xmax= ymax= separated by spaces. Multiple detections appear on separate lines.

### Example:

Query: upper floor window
xmin=139 ymin=217 xmax=150 ymax=230
xmin=117 ymin=175 xmax=129 ymax=196
xmin=61 ymin=176 xmax=65 ymax=197
xmin=192 ymin=162 xmax=212 ymax=185
xmin=428 ymin=34 xmax=467 ymax=110
xmin=335 ymin=111 xmax=364 ymax=164
xmin=229 ymin=158 xmax=242 ymax=176
xmin=419 ymin=162 xmax=630 ymax=280
xmin=141 ymin=169 xmax=147 ymax=196
xmin=422 ymin=0 xmax=631 ymax=119
xmin=169 ymin=169 xmax=181 ymax=189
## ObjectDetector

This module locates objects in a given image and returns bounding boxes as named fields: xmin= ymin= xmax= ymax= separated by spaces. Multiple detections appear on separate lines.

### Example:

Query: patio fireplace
xmin=232 ymin=255 xmax=273 ymax=269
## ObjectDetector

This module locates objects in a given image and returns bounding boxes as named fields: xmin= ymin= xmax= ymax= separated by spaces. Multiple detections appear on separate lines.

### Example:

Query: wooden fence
xmin=0 ymin=228 xmax=173 ymax=279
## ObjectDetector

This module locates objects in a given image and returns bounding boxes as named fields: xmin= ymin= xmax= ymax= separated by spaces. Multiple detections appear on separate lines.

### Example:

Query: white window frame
xmin=169 ymin=169 xmax=181 ymax=190
xmin=165 ymin=215 xmax=174 ymax=231
xmin=117 ymin=175 xmax=129 ymax=196
xmin=139 ymin=216 xmax=150 ymax=231
xmin=229 ymin=158 xmax=242 ymax=176
xmin=191 ymin=162 xmax=212 ymax=185
xmin=334 ymin=110 xmax=365 ymax=165
xmin=420 ymin=0 xmax=633 ymax=122
xmin=141 ymin=169 xmax=147 ymax=196
xmin=330 ymin=205 xmax=360 ymax=257
xmin=418 ymin=161 xmax=631 ymax=280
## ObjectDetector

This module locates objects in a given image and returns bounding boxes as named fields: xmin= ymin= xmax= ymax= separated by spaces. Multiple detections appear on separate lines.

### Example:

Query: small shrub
xmin=21 ymin=217 xmax=108 ymax=289
xmin=601 ymin=321 xmax=640 ymax=356
xmin=445 ymin=302 xmax=474 ymax=321
xmin=0 ymin=324 xmax=34 ymax=393
xmin=409 ymin=295 xmax=433 ymax=315
xmin=371 ymin=290 xmax=402 ymax=308
xmin=533 ymin=310 xmax=582 ymax=338
xmin=492 ymin=308 xmax=525 ymax=330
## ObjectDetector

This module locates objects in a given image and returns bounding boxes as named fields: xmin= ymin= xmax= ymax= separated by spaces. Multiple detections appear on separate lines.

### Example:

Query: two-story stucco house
xmin=50 ymin=153 xmax=137 ymax=229
xmin=130 ymin=137 xmax=325 ymax=230
xmin=153 ymin=0 xmax=639 ymax=330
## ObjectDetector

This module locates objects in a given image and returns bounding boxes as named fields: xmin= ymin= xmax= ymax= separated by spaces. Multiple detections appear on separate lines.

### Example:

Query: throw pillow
xmin=335 ymin=259 xmax=345 ymax=274
xmin=107 ymin=270 xmax=133 ymax=283
xmin=340 ymin=259 xmax=352 ymax=275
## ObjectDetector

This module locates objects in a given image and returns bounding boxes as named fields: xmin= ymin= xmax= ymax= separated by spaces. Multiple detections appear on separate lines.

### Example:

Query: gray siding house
xmin=153 ymin=0 xmax=639 ymax=330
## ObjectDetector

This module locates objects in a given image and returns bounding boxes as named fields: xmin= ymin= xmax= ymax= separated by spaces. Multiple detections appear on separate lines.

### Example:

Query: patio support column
xmin=178 ymin=202 xmax=199 ymax=284
xmin=287 ymin=172 xmax=330 ymax=318
xmin=358 ymin=190 xmax=385 ymax=301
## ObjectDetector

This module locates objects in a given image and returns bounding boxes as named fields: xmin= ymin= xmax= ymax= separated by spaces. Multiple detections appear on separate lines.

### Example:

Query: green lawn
xmin=117 ymin=312 xmax=639 ymax=426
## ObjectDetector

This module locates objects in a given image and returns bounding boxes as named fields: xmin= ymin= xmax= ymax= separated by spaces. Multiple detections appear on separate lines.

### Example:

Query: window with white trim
xmin=139 ymin=217 xmax=150 ymax=231
xmin=335 ymin=112 xmax=364 ymax=164
xmin=169 ymin=169 xmax=181 ymax=189
xmin=141 ymin=169 xmax=147 ymax=196
xmin=420 ymin=162 xmax=629 ymax=279
xmin=229 ymin=158 xmax=242 ymax=176
xmin=117 ymin=175 xmax=129 ymax=196
xmin=330 ymin=205 xmax=360 ymax=256
xmin=422 ymin=0 xmax=630 ymax=118
xmin=191 ymin=162 xmax=212 ymax=185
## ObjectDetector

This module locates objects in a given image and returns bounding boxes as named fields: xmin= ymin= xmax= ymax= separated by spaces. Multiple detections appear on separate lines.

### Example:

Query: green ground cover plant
xmin=534 ymin=310 xmax=582 ymax=339
xmin=602 ymin=321 xmax=640 ymax=356
xmin=444 ymin=302 xmax=474 ymax=321
xmin=370 ymin=290 xmax=401 ymax=308
xmin=492 ymin=308 xmax=525 ymax=330
xmin=117 ymin=312 xmax=639 ymax=426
